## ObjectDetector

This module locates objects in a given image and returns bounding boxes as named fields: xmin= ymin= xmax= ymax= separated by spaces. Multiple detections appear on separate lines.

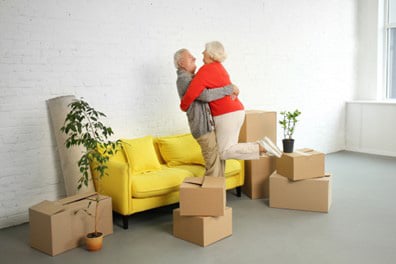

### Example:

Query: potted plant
xmin=60 ymin=98 xmax=120 ymax=251
xmin=74 ymin=196 xmax=104 ymax=251
xmin=279 ymin=109 xmax=301 ymax=153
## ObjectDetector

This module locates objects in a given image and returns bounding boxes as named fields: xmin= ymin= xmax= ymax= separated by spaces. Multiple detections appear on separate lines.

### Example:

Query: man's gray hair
xmin=174 ymin=48 xmax=188 ymax=69
xmin=205 ymin=41 xmax=227 ymax=62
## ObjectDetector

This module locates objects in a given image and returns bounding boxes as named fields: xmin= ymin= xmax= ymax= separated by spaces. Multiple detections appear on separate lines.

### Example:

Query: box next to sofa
xmin=238 ymin=110 xmax=277 ymax=199
xmin=269 ymin=172 xmax=332 ymax=213
xmin=243 ymin=156 xmax=276 ymax=199
xmin=173 ymin=207 xmax=232 ymax=247
xmin=276 ymin=148 xmax=325 ymax=181
xmin=180 ymin=176 xmax=226 ymax=216
xmin=29 ymin=192 xmax=112 ymax=256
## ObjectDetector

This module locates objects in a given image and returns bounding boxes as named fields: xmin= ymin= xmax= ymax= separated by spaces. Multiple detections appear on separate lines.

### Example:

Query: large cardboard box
xmin=269 ymin=172 xmax=332 ymax=212
xmin=180 ymin=176 xmax=225 ymax=216
xmin=276 ymin=148 xmax=325 ymax=181
xmin=173 ymin=207 xmax=232 ymax=247
xmin=239 ymin=110 xmax=277 ymax=199
xmin=29 ymin=192 xmax=113 ymax=256
xmin=238 ymin=110 xmax=277 ymax=143
xmin=243 ymin=156 xmax=276 ymax=199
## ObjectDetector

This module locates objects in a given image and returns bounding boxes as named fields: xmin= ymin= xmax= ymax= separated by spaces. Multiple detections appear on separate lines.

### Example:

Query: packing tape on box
xmin=295 ymin=150 xmax=313 ymax=156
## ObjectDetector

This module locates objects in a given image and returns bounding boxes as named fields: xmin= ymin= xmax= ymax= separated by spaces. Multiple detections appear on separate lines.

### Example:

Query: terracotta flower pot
xmin=85 ymin=232 xmax=103 ymax=251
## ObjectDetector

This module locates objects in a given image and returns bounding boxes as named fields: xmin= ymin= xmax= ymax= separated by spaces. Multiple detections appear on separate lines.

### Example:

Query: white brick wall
xmin=0 ymin=0 xmax=357 ymax=228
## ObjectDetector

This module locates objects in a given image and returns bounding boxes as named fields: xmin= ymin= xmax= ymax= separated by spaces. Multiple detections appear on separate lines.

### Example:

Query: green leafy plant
xmin=60 ymin=98 xmax=119 ymax=245
xmin=279 ymin=109 xmax=302 ymax=139
xmin=60 ymin=98 xmax=120 ymax=190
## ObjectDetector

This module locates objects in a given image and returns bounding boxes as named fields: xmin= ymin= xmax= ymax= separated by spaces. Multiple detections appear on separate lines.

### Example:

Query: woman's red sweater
xmin=180 ymin=62 xmax=244 ymax=116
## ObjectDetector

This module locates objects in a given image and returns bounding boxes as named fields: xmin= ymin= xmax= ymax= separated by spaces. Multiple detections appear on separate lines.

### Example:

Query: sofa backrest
xmin=152 ymin=137 xmax=166 ymax=164
xmin=116 ymin=133 xmax=201 ymax=166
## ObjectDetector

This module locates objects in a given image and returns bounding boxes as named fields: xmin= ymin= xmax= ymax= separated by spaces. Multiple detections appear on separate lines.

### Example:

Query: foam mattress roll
xmin=47 ymin=95 xmax=95 ymax=196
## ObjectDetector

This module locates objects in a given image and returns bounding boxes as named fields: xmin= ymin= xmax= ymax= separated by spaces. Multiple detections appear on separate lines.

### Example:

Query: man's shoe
xmin=258 ymin=137 xmax=282 ymax=158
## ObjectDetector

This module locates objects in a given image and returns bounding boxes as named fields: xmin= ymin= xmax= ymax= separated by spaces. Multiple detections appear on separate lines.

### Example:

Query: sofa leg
xmin=122 ymin=215 xmax=129 ymax=229
xmin=236 ymin=186 xmax=242 ymax=197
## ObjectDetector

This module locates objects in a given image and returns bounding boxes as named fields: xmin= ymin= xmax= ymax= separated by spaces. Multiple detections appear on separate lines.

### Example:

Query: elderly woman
xmin=180 ymin=41 xmax=281 ymax=171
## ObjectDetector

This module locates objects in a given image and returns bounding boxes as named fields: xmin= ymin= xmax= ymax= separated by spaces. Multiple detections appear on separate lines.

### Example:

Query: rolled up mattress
xmin=47 ymin=95 xmax=95 ymax=196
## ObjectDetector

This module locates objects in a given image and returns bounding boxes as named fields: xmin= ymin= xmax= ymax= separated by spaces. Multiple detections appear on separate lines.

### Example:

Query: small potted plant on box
xmin=279 ymin=109 xmax=301 ymax=153
xmin=60 ymin=98 xmax=120 ymax=251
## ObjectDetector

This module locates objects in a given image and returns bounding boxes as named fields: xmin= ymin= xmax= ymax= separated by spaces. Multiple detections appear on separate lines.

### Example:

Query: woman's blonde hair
xmin=205 ymin=41 xmax=227 ymax=62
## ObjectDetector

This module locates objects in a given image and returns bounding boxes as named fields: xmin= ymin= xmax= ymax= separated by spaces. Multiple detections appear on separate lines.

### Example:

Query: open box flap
xmin=57 ymin=191 xmax=97 ymax=205
xmin=183 ymin=177 xmax=204 ymax=186
xmin=30 ymin=200 xmax=65 ymax=215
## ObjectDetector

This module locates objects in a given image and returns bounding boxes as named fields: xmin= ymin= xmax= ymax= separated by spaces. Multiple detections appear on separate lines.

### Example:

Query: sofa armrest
xmin=91 ymin=160 xmax=130 ymax=215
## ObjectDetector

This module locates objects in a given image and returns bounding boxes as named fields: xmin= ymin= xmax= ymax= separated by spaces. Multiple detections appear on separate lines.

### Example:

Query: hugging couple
xmin=174 ymin=41 xmax=282 ymax=177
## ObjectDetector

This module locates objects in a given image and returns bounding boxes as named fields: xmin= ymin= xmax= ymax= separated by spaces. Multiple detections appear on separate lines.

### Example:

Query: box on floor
xmin=29 ymin=192 xmax=113 ymax=256
xmin=239 ymin=110 xmax=277 ymax=199
xmin=276 ymin=148 xmax=325 ymax=181
xmin=179 ymin=176 xmax=225 ymax=216
xmin=243 ymin=155 xmax=276 ymax=199
xmin=269 ymin=172 xmax=332 ymax=213
xmin=173 ymin=207 xmax=232 ymax=247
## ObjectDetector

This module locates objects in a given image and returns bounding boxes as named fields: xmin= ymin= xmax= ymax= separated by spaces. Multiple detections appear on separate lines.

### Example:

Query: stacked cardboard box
xmin=239 ymin=110 xmax=277 ymax=199
xmin=29 ymin=192 xmax=113 ymax=256
xmin=270 ymin=149 xmax=332 ymax=213
xmin=173 ymin=177 xmax=232 ymax=247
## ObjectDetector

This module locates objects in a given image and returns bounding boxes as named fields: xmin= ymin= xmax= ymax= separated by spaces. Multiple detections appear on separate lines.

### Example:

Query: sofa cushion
xmin=121 ymin=136 xmax=162 ymax=174
xmin=156 ymin=133 xmax=205 ymax=167
xmin=173 ymin=159 xmax=241 ymax=178
xmin=131 ymin=166 xmax=193 ymax=198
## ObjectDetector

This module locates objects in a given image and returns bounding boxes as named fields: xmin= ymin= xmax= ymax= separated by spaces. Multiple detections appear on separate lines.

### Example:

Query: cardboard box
xmin=29 ymin=192 xmax=113 ymax=256
xmin=239 ymin=110 xmax=277 ymax=199
xmin=239 ymin=110 xmax=277 ymax=143
xmin=269 ymin=172 xmax=332 ymax=212
xmin=243 ymin=156 xmax=276 ymax=199
xmin=239 ymin=110 xmax=276 ymax=143
xmin=173 ymin=207 xmax=232 ymax=247
xmin=276 ymin=148 xmax=325 ymax=181
xmin=179 ymin=176 xmax=225 ymax=216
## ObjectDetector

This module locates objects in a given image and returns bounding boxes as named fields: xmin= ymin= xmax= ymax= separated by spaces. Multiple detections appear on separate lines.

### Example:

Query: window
xmin=386 ymin=0 xmax=396 ymax=98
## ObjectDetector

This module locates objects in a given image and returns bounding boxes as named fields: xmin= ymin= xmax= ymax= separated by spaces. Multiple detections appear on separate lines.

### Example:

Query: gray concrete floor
xmin=1 ymin=151 xmax=396 ymax=264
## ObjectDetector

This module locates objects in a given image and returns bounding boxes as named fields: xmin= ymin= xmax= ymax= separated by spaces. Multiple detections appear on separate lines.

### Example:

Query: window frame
xmin=385 ymin=0 xmax=396 ymax=99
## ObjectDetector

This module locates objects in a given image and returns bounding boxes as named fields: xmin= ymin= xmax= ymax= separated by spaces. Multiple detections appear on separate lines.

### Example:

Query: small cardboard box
xmin=179 ymin=176 xmax=225 ymax=216
xmin=238 ymin=110 xmax=277 ymax=143
xmin=173 ymin=207 xmax=232 ymax=247
xmin=269 ymin=172 xmax=332 ymax=213
xmin=243 ymin=155 xmax=276 ymax=199
xmin=29 ymin=192 xmax=113 ymax=256
xmin=276 ymin=148 xmax=325 ymax=181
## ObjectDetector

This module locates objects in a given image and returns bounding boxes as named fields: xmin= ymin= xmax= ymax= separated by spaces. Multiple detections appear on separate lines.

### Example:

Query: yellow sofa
xmin=91 ymin=134 xmax=244 ymax=229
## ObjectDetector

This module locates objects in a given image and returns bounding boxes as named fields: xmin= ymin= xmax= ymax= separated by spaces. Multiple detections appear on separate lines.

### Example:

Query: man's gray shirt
xmin=176 ymin=69 xmax=233 ymax=139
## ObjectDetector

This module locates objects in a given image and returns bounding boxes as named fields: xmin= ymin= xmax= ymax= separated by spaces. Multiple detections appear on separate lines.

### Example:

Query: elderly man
xmin=174 ymin=48 xmax=238 ymax=176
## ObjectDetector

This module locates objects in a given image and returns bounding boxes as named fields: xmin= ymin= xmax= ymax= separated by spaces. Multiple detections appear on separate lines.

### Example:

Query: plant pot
xmin=85 ymin=232 xmax=103 ymax=251
xmin=282 ymin=139 xmax=295 ymax=153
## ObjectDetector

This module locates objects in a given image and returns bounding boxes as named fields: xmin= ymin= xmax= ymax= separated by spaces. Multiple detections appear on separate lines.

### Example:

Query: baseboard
xmin=345 ymin=147 xmax=396 ymax=157
xmin=0 ymin=213 xmax=28 ymax=229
